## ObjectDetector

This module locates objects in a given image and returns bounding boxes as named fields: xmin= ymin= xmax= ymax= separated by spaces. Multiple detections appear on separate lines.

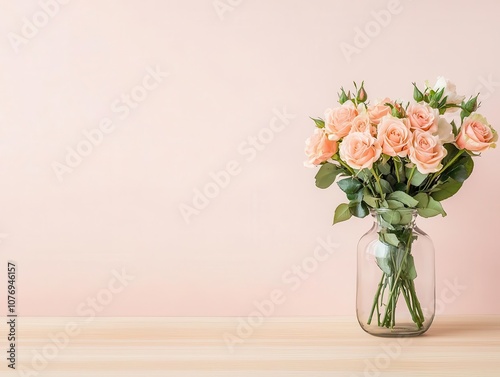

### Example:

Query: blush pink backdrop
xmin=0 ymin=0 xmax=499 ymax=316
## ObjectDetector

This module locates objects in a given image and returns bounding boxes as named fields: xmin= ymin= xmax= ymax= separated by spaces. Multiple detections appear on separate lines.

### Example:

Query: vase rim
xmin=369 ymin=208 xmax=418 ymax=215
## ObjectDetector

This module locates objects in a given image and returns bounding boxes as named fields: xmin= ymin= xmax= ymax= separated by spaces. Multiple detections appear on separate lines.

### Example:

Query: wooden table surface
xmin=3 ymin=316 xmax=499 ymax=376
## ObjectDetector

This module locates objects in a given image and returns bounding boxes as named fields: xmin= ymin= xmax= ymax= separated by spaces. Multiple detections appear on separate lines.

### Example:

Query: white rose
xmin=427 ymin=76 xmax=465 ymax=112
xmin=436 ymin=117 xmax=455 ymax=143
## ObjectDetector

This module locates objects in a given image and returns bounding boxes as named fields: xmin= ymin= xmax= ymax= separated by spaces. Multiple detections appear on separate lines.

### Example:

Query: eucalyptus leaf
xmin=337 ymin=177 xmax=363 ymax=194
xmin=417 ymin=207 xmax=441 ymax=218
xmin=382 ymin=233 xmax=400 ymax=247
xmin=393 ymin=158 xmax=406 ymax=182
xmin=381 ymin=210 xmax=401 ymax=225
xmin=333 ymin=203 xmax=352 ymax=224
xmin=386 ymin=200 xmax=404 ymax=209
xmin=413 ymin=193 xmax=430 ymax=209
xmin=431 ymin=179 xmax=463 ymax=201
xmin=387 ymin=191 xmax=419 ymax=207
xmin=441 ymin=163 xmax=469 ymax=183
xmin=315 ymin=163 xmax=342 ymax=189
xmin=363 ymin=193 xmax=378 ymax=208
xmin=409 ymin=169 xmax=428 ymax=186
xmin=349 ymin=201 xmax=369 ymax=218
xmin=376 ymin=256 xmax=393 ymax=276
xmin=357 ymin=169 xmax=373 ymax=181
xmin=427 ymin=197 xmax=447 ymax=217
xmin=379 ymin=162 xmax=391 ymax=175
xmin=442 ymin=144 xmax=460 ymax=166
xmin=398 ymin=210 xmax=413 ymax=225
xmin=404 ymin=254 xmax=417 ymax=280
xmin=347 ymin=190 xmax=363 ymax=202
xmin=375 ymin=179 xmax=393 ymax=195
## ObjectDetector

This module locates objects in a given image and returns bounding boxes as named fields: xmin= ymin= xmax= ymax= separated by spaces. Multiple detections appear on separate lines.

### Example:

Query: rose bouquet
xmin=305 ymin=77 xmax=497 ymax=331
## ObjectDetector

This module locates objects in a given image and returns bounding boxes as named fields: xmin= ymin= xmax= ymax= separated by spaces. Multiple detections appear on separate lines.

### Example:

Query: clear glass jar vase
xmin=356 ymin=208 xmax=435 ymax=337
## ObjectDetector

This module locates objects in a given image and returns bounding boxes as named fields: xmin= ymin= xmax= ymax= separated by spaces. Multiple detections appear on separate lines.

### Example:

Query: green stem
xmin=367 ymin=273 xmax=386 ymax=325
xmin=336 ymin=158 xmax=356 ymax=176
xmin=394 ymin=163 xmax=401 ymax=184
xmin=424 ymin=149 xmax=466 ymax=191
xmin=381 ymin=231 xmax=413 ymax=326
xmin=410 ymin=280 xmax=425 ymax=327
xmin=370 ymin=168 xmax=385 ymax=200
xmin=406 ymin=167 xmax=416 ymax=193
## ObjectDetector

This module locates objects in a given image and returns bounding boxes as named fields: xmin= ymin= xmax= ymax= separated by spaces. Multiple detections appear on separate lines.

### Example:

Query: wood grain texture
xmin=2 ymin=316 xmax=499 ymax=376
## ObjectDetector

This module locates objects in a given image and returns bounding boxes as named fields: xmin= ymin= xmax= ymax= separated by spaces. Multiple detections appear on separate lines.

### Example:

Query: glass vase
xmin=356 ymin=208 xmax=435 ymax=336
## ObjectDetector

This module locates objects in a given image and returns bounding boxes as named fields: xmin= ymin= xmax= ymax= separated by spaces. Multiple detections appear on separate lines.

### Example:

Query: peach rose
xmin=456 ymin=113 xmax=498 ymax=152
xmin=407 ymin=103 xmax=439 ymax=133
xmin=377 ymin=116 xmax=411 ymax=157
xmin=367 ymin=97 xmax=392 ymax=125
xmin=304 ymin=128 xmax=338 ymax=166
xmin=325 ymin=101 xmax=358 ymax=141
xmin=339 ymin=132 xmax=382 ymax=170
xmin=350 ymin=112 xmax=377 ymax=136
xmin=409 ymin=130 xmax=447 ymax=174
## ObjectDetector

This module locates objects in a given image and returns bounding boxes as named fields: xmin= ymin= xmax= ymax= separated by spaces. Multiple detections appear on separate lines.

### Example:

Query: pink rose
xmin=377 ymin=116 xmax=411 ymax=157
xmin=407 ymin=103 xmax=439 ymax=133
xmin=409 ymin=130 xmax=447 ymax=174
xmin=325 ymin=101 xmax=358 ymax=141
xmin=368 ymin=97 xmax=392 ymax=125
xmin=305 ymin=128 xmax=338 ymax=166
xmin=456 ymin=113 xmax=498 ymax=152
xmin=339 ymin=132 xmax=382 ymax=170
xmin=350 ymin=112 xmax=377 ymax=136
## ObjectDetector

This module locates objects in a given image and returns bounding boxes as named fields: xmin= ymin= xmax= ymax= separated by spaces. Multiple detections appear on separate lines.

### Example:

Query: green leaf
xmin=381 ymin=210 xmax=401 ymax=225
xmin=450 ymin=120 xmax=458 ymax=136
xmin=382 ymin=233 xmax=401 ymax=247
xmin=363 ymin=191 xmax=378 ymax=208
xmin=378 ymin=162 xmax=391 ymax=175
xmin=442 ymin=164 xmax=469 ymax=183
xmin=387 ymin=191 xmax=419 ymax=207
xmin=441 ymin=154 xmax=474 ymax=184
xmin=375 ymin=179 xmax=393 ymax=195
xmin=333 ymin=203 xmax=352 ymax=224
xmin=398 ymin=210 xmax=414 ymax=225
xmin=337 ymin=177 xmax=363 ymax=194
xmin=376 ymin=256 xmax=393 ymax=276
xmin=464 ymin=155 xmax=474 ymax=176
xmin=442 ymin=144 xmax=461 ymax=166
xmin=310 ymin=117 xmax=325 ymax=128
xmin=347 ymin=190 xmax=363 ymax=202
xmin=393 ymin=157 xmax=406 ymax=182
xmin=349 ymin=201 xmax=369 ymax=218
xmin=413 ymin=193 xmax=430 ymax=209
xmin=427 ymin=197 xmax=447 ymax=217
xmin=409 ymin=169 xmax=428 ymax=186
xmin=394 ymin=182 xmax=407 ymax=192
xmin=417 ymin=208 xmax=441 ymax=218
xmin=431 ymin=179 xmax=463 ymax=201
xmin=315 ymin=163 xmax=342 ymax=189
xmin=404 ymin=255 xmax=417 ymax=280
xmin=357 ymin=169 xmax=373 ymax=181
xmin=386 ymin=200 xmax=404 ymax=209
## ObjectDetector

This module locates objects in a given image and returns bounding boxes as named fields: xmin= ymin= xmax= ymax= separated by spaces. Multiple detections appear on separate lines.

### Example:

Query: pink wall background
xmin=0 ymin=0 xmax=499 ymax=316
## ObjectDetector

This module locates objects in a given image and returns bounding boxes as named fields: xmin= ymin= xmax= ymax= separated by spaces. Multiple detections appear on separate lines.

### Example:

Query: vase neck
xmin=371 ymin=208 xmax=418 ymax=230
